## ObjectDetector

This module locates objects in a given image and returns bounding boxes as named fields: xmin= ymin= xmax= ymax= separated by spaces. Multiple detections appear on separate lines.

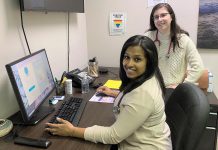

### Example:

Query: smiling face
xmin=122 ymin=46 xmax=147 ymax=79
xmin=153 ymin=7 xmax=172 ymax=34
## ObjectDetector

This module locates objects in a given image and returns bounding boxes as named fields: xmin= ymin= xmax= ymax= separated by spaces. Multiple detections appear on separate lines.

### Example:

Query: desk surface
xmin=0 ymin=67 xmax=119 ymax=150
xmin=1 ymin=67 xmax=218 ymax=150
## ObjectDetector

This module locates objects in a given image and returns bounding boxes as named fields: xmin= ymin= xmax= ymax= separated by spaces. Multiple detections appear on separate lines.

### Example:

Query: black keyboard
xmin=49 ymin=97 xmax=87 ymax=126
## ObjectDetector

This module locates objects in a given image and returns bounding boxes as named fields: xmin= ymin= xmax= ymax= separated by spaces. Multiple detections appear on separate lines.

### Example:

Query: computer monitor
xmin=5 ymin=49 xmax=55 ymax=125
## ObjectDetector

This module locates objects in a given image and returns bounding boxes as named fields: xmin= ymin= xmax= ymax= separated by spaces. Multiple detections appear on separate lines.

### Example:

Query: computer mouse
xmin=96 ymin=92 xmax=107 ymax=97
xmin=92 ymin=83 xmax=103 ymax=89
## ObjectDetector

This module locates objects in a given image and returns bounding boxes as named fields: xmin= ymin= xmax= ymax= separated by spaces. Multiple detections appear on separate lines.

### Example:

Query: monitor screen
xmin=6 ymin=49 xmax=55 ymax=124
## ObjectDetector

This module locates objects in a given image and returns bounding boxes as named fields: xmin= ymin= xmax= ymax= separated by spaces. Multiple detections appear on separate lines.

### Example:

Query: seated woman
xmin=45 ymin=35 xmax=172 ymax=150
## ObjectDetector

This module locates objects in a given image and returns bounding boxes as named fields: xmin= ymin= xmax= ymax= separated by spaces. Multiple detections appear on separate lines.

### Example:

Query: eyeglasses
xmin=153 ymin=13 xmax=170 ymax=21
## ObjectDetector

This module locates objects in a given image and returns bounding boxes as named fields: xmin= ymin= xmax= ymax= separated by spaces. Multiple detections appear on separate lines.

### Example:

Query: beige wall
xmin=0 ymin=0 xmax=88 ymax=118
xmin=1 ymin=0 xmax=217 ymax=119
xmin=85 ymin=0 xmax=218 ymax=96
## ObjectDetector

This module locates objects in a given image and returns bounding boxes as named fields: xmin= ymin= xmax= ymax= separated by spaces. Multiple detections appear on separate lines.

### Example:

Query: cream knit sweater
xmin=84 ymin=76 xmax=172 ymax=150
xmin=145 ymin=31 xmax=204 ymax=87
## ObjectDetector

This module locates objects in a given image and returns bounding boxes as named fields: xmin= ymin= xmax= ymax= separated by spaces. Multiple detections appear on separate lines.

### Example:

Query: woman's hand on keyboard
xmin=45 ymin=117 xmax=74 ymax=136
xmin=45 ymin=117 xmax=85 ymax=139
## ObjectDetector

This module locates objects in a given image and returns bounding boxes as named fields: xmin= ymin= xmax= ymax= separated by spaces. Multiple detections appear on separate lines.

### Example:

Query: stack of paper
xmin=89 ymin=80 xmax=121 ymax=103
xmin=89 ymin=93 xmax=115 ymax=103
xmin=103 ymin=80 xmax=121 ymax=89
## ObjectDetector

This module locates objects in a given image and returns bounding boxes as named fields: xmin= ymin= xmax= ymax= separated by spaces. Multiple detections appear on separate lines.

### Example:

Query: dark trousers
xmin=110 ymin=144 xmax=118 ymax=150
xmin=165 ymin=88 xmax=174 ymax=104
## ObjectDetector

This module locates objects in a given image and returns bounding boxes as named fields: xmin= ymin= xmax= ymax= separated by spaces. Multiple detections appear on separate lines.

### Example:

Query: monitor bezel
xmin=5 ymin=49 xmax=55 ymax=123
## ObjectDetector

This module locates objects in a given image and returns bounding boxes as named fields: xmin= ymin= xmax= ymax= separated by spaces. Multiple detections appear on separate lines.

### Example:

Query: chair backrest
xmin=165 ymin=83 xmax=209 ymax=150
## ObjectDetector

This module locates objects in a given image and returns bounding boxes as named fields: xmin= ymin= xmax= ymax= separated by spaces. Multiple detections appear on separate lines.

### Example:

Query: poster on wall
xmin=147 ymin=0 xmax=168 ymax=7
xmin=197 ymin=0 xmax=218 ymax=49
xmin=109 ymin=12 xmax=126 ymax=36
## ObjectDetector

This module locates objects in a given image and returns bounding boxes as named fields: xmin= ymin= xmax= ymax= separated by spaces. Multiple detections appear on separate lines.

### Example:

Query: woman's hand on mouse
xmin=97 ymin=86 xmax=119 ymax=97
xmin=97 ymin=86 xmax=111 ymax=95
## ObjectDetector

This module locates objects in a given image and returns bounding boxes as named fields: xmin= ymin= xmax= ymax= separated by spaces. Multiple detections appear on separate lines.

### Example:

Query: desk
xmin=197 ymin=92 xmax=218 ymax=150
xmin=0 ymin=67 xmax=119 ymax=150
xmin=1 ymin=67 xmax=218 ymax=150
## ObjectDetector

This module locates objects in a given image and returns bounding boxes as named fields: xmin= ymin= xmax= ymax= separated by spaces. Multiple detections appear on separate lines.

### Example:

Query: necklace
xmin=153 ymin=31 xmax=172 ymax=59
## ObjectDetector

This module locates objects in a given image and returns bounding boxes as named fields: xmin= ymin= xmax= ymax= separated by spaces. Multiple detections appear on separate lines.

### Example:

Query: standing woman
xmin=145 ymin=3 xmax=204 ymax=90
xmin=46 ymin=35 xmax=172 ymax=150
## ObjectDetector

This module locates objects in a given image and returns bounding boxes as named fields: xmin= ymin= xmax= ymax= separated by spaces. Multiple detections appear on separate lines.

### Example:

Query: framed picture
xmin=197 ymin=0 xmax=218 ymax=49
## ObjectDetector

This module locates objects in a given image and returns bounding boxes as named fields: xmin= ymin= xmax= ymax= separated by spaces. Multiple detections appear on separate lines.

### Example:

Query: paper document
xmin=104 ymin=80 xmax=121 ymax=89
xmin=89 ymin=92 xmax=115 ymax=103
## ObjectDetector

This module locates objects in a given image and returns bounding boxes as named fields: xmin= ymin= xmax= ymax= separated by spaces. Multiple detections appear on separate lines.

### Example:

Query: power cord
xmin=2 ymin=125 xmax=19 ymax=142
xmin=67 ymin=11 xmax=70 ymax=72
xmin=19 ymin=0 xmax=31 ymax=55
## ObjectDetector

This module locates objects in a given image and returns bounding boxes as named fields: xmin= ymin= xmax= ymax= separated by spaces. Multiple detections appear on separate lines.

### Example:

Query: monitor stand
xmin=9 ymin=106 xmax=55 ymax=125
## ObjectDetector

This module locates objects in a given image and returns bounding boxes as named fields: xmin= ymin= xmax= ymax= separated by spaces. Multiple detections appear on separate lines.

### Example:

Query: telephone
xmin=64 ymin=68 xmax=95 ymax=87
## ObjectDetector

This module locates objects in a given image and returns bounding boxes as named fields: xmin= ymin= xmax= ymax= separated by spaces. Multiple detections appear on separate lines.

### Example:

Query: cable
xmin=3 ymin=125 xmax=20 ymax=142
xmin=19 ymin=0 xmax=31 ymax=55
xmin=67 ymin=12 xmax=70 ymax=72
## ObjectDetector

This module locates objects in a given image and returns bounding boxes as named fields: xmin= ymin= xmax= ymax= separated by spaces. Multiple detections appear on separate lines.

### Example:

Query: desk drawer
xmin=210 ymin=105 xmax=218 ymax=113
xmin=196 ymin=127 xmax=216 ymax=150
xmin=206 ymin=112 xmax=217 ymax=127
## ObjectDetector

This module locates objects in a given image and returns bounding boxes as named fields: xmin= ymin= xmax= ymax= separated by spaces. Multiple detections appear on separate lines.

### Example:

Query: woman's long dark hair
xmin=119 ymin=35 xmax=165 ymax=98
xmin=147 ymin=3 xmax=189 ymax=51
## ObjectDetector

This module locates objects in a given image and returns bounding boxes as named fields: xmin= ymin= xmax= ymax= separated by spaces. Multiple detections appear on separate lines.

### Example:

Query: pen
xmin=98 ymin=97 xmax=103 ymax=102
xmin=55 ymin=77 xmax=58 ymax=85
xmin=60 ymin=71 xmax=66 ymax=84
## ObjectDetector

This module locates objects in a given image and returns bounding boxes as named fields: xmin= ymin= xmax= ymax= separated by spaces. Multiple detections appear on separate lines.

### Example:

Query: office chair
xmin=165 ymin=83 xmax=209 ymax=150
xmin=165 ymin=69 xmax=210 ymax=104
